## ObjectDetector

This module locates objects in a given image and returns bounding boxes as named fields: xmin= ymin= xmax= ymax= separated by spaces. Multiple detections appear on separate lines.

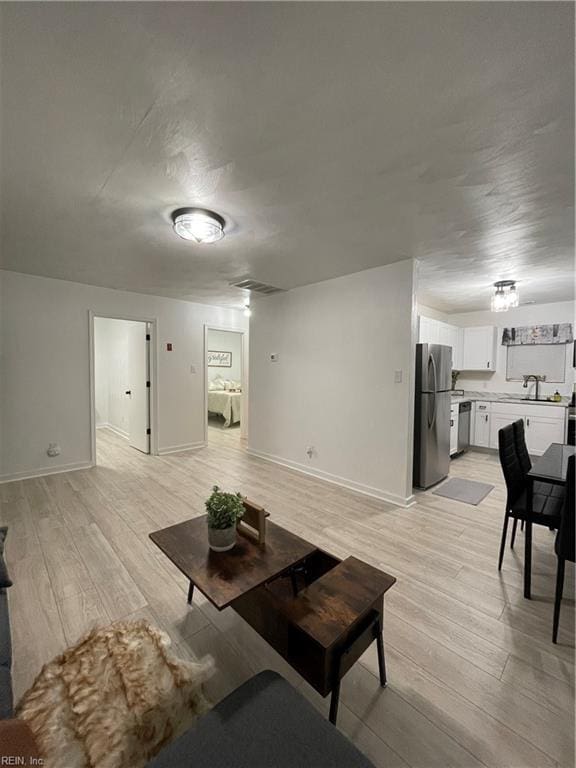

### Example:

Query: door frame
xmin=89 ymin=310 xmax=159 ymax=465
xmin=204 ymin=324 xmax=248 ymax=443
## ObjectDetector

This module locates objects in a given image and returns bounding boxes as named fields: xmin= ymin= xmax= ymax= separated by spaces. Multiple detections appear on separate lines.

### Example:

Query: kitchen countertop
xmin=450 ymin=391 xmax=570 ymax=407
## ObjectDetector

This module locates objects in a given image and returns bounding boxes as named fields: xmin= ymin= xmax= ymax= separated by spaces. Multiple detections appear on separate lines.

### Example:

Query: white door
xmin=525 ymin=415 xmax=565 ymax=455
xmin=127 ymin=323 xmax=150 ymax=454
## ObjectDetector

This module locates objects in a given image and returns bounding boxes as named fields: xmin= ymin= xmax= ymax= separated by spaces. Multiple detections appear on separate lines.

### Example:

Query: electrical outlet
xmin=394 ymin=370 xmax=403 ymax=383
xmin=47 ymin=442 xmax=61 ymax=457
xmin=270 ymin=353 xmax=279 ymax=363
xmin=306 ymin=446 xmax=314 ymax=459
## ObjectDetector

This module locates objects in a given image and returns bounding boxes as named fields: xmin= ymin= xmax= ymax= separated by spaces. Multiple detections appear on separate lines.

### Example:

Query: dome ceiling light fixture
xmin=172 ymin=208 xmax=225 ymax=244
xmin=491 ymin=280 xmax=519 ymax=312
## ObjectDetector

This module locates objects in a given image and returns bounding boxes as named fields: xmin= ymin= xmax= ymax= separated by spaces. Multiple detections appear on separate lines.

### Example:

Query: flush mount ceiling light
xmin=172 ymin=208 xmax=225 ymax=244
xmin=491 ymin=280 xmax=519 ymax=312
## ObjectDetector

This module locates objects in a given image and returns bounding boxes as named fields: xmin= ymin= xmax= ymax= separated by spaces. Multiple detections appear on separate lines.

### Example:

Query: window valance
xmin=501 ymin=323 xmax=573 ymax=346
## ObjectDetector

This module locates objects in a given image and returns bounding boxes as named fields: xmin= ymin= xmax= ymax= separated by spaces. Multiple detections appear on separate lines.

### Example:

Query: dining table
xmin=524 ymin=442 xmax=576 ymax=598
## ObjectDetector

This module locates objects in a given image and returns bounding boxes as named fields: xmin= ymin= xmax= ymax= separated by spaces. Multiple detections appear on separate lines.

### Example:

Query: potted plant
xmin=205 ymin=485 xmax=245 ymax=552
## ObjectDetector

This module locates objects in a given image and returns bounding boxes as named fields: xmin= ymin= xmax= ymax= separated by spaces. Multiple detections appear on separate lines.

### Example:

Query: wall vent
xmin=228 ymin=277 xmax=285 ymax=295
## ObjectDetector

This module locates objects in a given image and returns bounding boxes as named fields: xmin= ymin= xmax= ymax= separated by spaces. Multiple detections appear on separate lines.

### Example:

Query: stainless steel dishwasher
xmin=457 ymin=401 xmax=471 ymax=453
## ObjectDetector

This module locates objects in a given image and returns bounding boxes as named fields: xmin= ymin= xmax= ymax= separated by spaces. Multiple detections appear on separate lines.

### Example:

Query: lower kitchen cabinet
xmin=485 ymin=402 xmax=566 ymax=455
xmin=450 ymin=405 xmax=459 ymax=455
xmin=523 ymin=414 xmax=566 ymax=454
xmin=472 ymin=402 xmax=491 ymax=447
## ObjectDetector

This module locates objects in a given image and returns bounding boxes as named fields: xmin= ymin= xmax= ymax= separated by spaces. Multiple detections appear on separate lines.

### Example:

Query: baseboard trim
xmin=0 ymin=461 xmax=93 ymax=484
xmin=97 ymin=423 xmax=129 ymax=440
xmin=158 ymin=441 xmax=206 ymax=456
xmin=246 ymin=448 xmax=414 ymax=508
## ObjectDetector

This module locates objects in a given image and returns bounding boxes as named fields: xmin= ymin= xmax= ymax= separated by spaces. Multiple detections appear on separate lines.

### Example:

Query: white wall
xmin=94 ymin=319 xmax=110 ymax=427
xmin=450 ymin=301 xmax=575 ymax=398
xmin=0 ymin=270 xmax=247 ymax=481
xmin=207 ymin=329 xmax=242 ymax=384
xmin=94 ymin=318 xmax=143 ymax=436
xmin=248 ymin=261 xmax=416 ymax=506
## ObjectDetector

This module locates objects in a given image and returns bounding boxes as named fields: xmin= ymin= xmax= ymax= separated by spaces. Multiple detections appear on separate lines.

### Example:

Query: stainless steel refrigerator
xmin=413 ymin=344 xmax=452 ymax=489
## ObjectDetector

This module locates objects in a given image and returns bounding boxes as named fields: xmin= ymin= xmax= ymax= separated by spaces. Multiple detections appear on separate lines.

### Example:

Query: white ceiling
xmin=0 ymin=2 xmax=573 ymax=312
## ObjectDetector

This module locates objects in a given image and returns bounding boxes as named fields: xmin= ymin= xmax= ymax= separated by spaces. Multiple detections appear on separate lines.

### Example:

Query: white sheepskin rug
xmin=16 ymin=620 xmax=214 ymax=768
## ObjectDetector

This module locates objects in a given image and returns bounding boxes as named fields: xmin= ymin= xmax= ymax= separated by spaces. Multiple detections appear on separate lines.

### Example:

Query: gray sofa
xmin=147 ymin=670 xmax=374 ymax=768
xmin=0 ymin=587 xmax=12 ymax=720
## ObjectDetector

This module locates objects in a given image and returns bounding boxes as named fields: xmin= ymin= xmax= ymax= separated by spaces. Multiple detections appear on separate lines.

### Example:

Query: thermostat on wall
xmin=270 ymin=353 xmax=279 ymax=362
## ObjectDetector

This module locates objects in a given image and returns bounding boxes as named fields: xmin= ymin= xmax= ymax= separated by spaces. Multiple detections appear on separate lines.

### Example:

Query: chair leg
xmin=329 ymin=678 xmax=341 ymax=725
xmin=520 ymin=520 xmax=524 ymax=531
xmin=510 ymin=518 xmax=518 ymax=549
xmin=553 ymin=558 xmax=565 ymax=644
xmin=498 ymin=514 xmax=509 ymax=571
xmin=524 ymin=521 xmax=532 ymax=599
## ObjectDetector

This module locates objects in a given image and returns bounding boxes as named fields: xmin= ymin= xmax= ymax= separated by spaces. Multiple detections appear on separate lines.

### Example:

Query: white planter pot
xmin=208 ymin=524 xmax=237 ymax=552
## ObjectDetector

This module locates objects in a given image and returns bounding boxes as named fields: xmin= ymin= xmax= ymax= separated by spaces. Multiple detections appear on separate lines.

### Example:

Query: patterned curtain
xmin=501 ymin=323 xmax=573 ymax=345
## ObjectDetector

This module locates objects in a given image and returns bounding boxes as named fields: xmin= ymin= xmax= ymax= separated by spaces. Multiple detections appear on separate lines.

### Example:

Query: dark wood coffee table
xmin=150 ymin=515 xmax=396 ymax=724
xmin=150 ymin=516 xmax=317 ymax=609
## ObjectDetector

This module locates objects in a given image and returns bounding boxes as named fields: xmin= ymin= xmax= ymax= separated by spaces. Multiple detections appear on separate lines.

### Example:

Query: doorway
xmin=205 ymin=327 xmax=247 ymax=444
xmin=91 ymin=315 xmax=156 ymax=463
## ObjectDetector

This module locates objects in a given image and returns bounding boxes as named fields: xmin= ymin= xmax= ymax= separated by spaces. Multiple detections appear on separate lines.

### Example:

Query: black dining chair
xmin=552 ymin=454 xmax=575 ymax=643
xmin=513 ymin=420 xmax=564 ymax=499
xmin=497 ymin=424 xmax=562 ymax=571
xmin=510 ymin=419 xmax=565 ymax=546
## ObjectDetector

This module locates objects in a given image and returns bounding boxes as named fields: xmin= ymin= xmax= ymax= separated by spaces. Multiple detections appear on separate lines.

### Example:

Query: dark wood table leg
xmin=374 ymin=616 xmax=387 ymax=687
xmin=329 ymin=678 xmax=341 ymax=725
xmin=524 ymin=478 xmax=533 ymax=599
xmin=187 ymin=580 xmax=195 ymax=605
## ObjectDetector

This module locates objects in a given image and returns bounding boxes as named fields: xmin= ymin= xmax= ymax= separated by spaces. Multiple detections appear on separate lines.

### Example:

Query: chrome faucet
xmin=522 ymin=374 xmax=546 ymax=400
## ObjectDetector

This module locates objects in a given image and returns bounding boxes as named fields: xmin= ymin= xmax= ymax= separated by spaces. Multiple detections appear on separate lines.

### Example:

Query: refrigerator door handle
xmin=430 ymin=352 xmax=438 ymax=394
xmin=427 ymin=353 xmax=437 ymax=430
xmin=428 ymin=391 xmax=437 ymax=430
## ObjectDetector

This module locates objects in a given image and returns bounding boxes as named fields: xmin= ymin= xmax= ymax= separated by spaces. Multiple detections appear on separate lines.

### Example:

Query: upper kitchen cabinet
xmin=438 ymin=323 xmax=463 ymax=369
xmin=418 ymin=317 xmax=462 ymax=368
xmin=460 ymin=326 xmax=498 ymax=371
xmin=419 ymin=316 xmax=440 ymax=345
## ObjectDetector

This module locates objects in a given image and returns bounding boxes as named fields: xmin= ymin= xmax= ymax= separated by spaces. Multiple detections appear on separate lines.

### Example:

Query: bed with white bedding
xmin=207 ymin=390 xmax=242 ymax=427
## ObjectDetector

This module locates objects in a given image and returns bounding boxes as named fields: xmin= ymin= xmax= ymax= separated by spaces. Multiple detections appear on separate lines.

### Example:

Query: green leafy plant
xmin=205 ymin=485 xmax=245 ymax=529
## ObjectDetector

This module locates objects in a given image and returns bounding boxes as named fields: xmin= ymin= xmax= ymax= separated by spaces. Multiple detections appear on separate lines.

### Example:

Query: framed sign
xmin=208 ymin=350 xmax=232 ymax=368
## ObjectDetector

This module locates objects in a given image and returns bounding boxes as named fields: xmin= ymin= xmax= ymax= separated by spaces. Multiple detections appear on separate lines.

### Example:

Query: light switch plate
xmin=394 ymin=370 xmax=403 ymax=383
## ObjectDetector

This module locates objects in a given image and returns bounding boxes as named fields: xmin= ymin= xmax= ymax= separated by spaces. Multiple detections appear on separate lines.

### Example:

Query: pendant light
xmin=491 ymin=280 xmax=519 ymax=312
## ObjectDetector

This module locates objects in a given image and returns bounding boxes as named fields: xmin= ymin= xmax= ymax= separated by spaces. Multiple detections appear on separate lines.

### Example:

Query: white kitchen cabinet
xmin=489 ymin=412 xmax=516 ymax=450
xmin=461 ymin=326 xmax=497 ymax=371
xmin=450 ymin=405 xmax=459 ymax=455
xmin=523 ymin=414 xmax=565 ymax=454
xmin=488 ymin=403 xmax=566 ymax=455
xmin=473 ymin=402 xmax=491 ymax=447
xmin=418 ymin=316 xmax=461 ymax=368
xmin=418 ymin=316 xmax=439 ymax=345
xmin=439 ymin=323 xmax=462 ymax=369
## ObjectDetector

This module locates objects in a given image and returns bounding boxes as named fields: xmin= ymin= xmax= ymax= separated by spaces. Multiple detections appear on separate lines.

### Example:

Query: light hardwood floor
xmin=2 ymin=429 xmax=574 ymax=768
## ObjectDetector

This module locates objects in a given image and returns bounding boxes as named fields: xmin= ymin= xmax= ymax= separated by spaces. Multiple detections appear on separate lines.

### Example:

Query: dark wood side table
xmin=525 ymin=443 xmax=576 ymax=598
xmin=150 ymin=517 xmax=396 ymax=724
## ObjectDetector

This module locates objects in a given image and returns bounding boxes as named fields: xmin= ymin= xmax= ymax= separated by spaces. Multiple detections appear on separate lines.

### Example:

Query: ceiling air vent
xmin=228 ymin=278 xmax=285 ymax=295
